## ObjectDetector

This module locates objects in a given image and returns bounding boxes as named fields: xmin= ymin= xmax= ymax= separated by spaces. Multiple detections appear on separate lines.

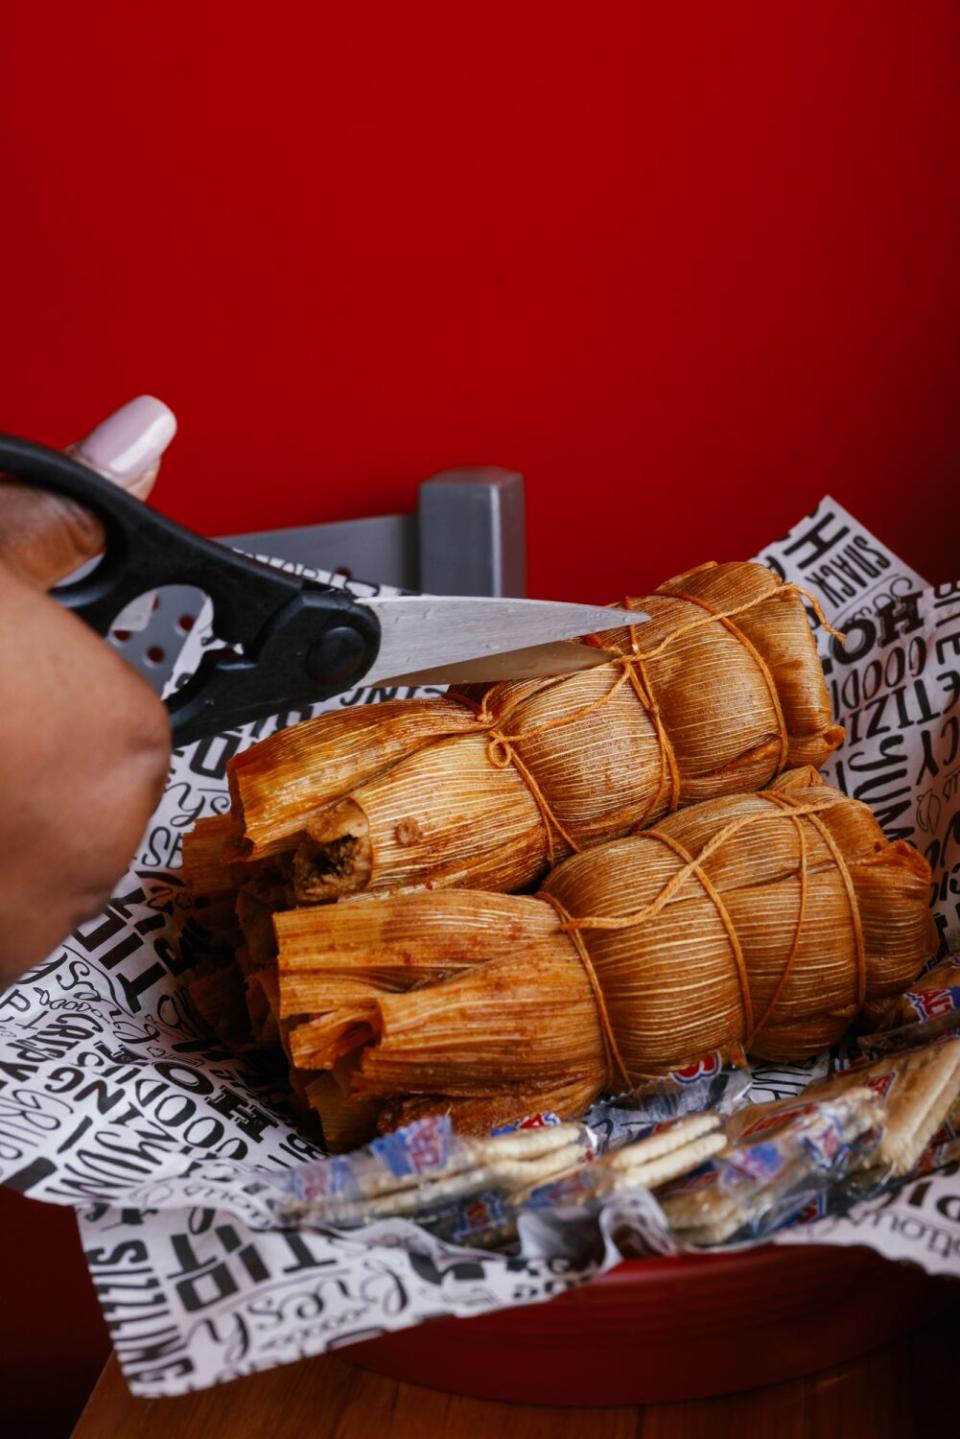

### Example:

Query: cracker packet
xmin=861 ymin=952 xmax=960 ymax=1034
xmin=278 ymin=1108 xmax=726 ymax=1250
xmin=659 ymin=1090 xmax=883 ymax=1246
xmin=278 ymin=1112 xmax=589 ymax=1230
xmin=832 ymin=1035 xmax=960 ymax=1176
xmin=433 ymin=1113 xmax=726 ymax=1248
xmin=525 ymin=1113 xmax=725 ymax=1208
xmin=912 ymin=1091 xmax=960 ymax=1175
xmin=840 ymin=1010 xmax=960 ymax=1068
xmin=727 ymin=1035 xmax=960 ymax=1193
xmin=583 ymin=1052 xmax=751 ymax=1148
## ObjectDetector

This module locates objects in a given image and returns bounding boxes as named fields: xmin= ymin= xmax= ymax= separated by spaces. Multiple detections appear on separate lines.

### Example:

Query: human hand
xmin=0 ymin=398 xmax=177 ymax=983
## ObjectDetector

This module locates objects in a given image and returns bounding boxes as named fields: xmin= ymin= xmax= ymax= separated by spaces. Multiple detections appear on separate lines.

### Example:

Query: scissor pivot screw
xmin=307 ymin=626 xmax=368 ymax=686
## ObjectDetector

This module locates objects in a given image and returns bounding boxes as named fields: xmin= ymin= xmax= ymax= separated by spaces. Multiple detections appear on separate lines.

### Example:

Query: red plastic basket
xmin=344 ymin=1245 xmax=952 ymax=1406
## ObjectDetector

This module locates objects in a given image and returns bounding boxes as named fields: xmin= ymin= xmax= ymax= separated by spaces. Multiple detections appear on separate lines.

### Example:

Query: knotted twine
xmin=454 ymin=581 xmax=845 ymax=868
xmin=541 ymin=790 xmax=867 ymax=1093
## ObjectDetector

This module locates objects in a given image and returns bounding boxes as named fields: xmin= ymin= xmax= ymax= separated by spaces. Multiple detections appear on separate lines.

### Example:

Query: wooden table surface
xmin=73 ymin=1321 xmax=951 ymax=1439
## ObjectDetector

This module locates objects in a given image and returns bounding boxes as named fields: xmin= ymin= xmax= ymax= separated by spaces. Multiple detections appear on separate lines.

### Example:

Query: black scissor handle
xmin=0 ymin=434 xmax=381 ymax=743
xmin=0 ymin=433 xmax=300 ymax=643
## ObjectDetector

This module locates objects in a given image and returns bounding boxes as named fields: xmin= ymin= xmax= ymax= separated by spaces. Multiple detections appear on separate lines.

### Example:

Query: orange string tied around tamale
xmin=621 ymin=646 xmax=681 ymax=822
xmin=650 ymin=589 xmax=792 ymax=776
xmin=618 ymin=581 xmax=847 ymax=661
xmin=484 ymin=729 xmax=582 ymax=864
xmin=643 ymin=825 xmax=755 ymax=1042
xmin=743 ymin=810 xmax=808 ymax=1044
xmin=473 ymin=665 xmax=637 ymax=862
xmin=541 ymin=890 xmax=633 ymax=1092
xmin=457 ymin=578 xmax=846 ymax=873
xmin=538 ymin=788 xmax=875 ymax=1087
xmin=759 ymin=787 xmax=867 ymax=1011
xmin=541 ymin=793 xmax=856 ymax=1091
xmin=479 ymin=648 xmax=682 ymax=862
xmin=552 ymin=793 xmax=851 ymax=935
xmin=545 ymin=789 xmax=870 ymax=1079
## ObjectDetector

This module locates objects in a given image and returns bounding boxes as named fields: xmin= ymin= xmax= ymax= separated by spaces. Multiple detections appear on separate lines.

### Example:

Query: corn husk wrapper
xmin=180 ymin=812 xmax=240 ymax=896
xmin=274 ymin=770 xmax=935 ymax=1133
xmin=215 ymin=561 xmax=843 ymax=900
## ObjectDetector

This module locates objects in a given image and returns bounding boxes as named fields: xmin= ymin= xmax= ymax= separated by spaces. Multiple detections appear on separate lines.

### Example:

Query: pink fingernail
xmin=77 ymin=395 xmax=177 ymax=486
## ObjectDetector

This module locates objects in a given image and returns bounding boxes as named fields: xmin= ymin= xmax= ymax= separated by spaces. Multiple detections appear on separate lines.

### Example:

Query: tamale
xmin=180 ymin=813 xmax=240 ymax=897
xmin=243 ymin=965 xmax=333 ymax=1133
xmin=213 ymin=561 xmax=843 ymax=900
xmin=304 ymin=1074 xmax=382 ymax=1152
xmin=275 ymin=771 xmax=935 ymax=1134
xmin=245 ymin=966 xmax=283 ymax=1049
xmin=187 ymin=963 xmax=251 ymax=1050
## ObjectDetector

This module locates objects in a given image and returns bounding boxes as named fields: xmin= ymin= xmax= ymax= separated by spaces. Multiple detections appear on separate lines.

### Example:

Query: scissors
xmin=0 ymin=434 xmax=646 ymax=746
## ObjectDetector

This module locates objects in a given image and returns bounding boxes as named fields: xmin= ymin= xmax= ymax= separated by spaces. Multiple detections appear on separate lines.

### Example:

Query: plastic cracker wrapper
xmin=583 ymin=1052 xmax=752 ymax=1141
xmin=528 ymin=1115 xmax=725 ymax=1205
xmin=273 ymin=1110 xmax=726 ymax=1251
xmin=914 ymin=1092 xmax=960 ymax=1175
xmin=442 ymin=1113 xmax=726 ymax=1249
xmin=864 ymin=952 xmax=960 ymax=1032
xmin=835 ymin=1003 xmax=960 ymax=1070
xmin=712 ymin=1037 xmax=960 ymax=1237
xmin=3 ymin=502 xmax=960 ymax=1400
xmin=728 ymin=1034 xmax=960 ymax=1175
xmin=825 ymin=1035 xmax=960 ymax=1177
xmin=657 ymin=1090 xmax=883 ymax=1246
xmin=279 ymin=1113 xmax=588 ymax=1230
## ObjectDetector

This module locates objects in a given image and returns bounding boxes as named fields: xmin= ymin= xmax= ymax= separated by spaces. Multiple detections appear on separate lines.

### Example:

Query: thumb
xmin=0 ymin=396 xmax=177 ymax=589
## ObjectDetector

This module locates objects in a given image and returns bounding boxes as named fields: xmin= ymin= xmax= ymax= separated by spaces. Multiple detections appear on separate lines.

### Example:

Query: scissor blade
xmin=380 ymin=639 xmax=622 ymax=688
xmin=359 ymin=595 xmax=647 ymax=687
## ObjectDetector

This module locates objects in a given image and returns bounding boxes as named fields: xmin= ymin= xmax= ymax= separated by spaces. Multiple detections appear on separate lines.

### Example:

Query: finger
xmin=0 ymin=560 xmax=170 ymax=981
xmin=0 ymin=395 xmax=177 ymax=589
xmin=72 ymin=393 xmax=177 ymax=501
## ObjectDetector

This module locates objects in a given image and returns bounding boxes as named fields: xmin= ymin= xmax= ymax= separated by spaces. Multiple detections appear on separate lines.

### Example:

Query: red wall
xmin=3 ymin=3 xmax=959 ymax=601
xmin=2 ymin=5 xmax=959 ymax=1429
